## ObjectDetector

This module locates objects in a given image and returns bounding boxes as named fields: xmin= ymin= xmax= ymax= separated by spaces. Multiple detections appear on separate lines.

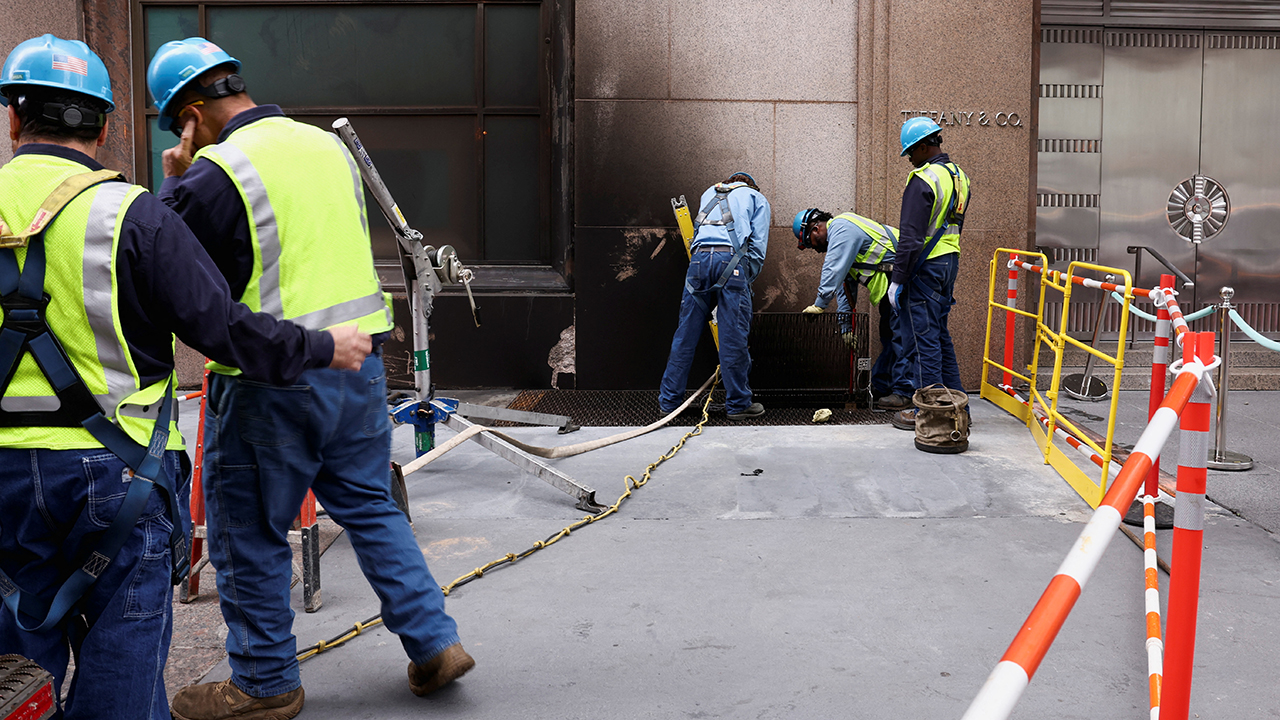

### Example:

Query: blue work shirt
xmin=10 ymin=144 xmax=333 ymax=388
xmin=813 ymin=217 xmax=897 ymax=310
xmin=893 ymin=153 xmax=967 ymax=286
xmin=690 ymin=183 xmax=770 ymax=280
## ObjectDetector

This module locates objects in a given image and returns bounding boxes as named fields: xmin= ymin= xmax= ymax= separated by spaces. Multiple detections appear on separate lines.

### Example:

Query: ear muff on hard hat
xmin=899 ymin=117 xmax=942 ymax=156
xmin=0 ymin=34 xmax=114 ymax=112
xmin=793 ymin=208 xmax=820 ymax=250
xmin=147 ymin=37 xmax=241 ymax=132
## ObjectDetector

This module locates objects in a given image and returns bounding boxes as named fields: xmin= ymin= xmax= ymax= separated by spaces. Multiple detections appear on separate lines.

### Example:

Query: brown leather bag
xmin=912 ymin=385 xmax=969 ymax=454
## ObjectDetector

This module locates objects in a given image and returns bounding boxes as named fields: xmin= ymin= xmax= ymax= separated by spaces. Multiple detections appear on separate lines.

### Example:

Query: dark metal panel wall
xmin=383 ymin=294 xmax=575 ymax=390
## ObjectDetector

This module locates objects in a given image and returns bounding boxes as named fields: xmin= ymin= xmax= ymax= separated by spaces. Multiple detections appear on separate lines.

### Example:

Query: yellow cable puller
xmin=296 ymin=369 xmax=722 ymax=663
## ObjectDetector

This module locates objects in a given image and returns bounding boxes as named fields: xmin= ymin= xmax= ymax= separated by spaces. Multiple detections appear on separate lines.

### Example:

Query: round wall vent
xmin=1167 ymin=175 xmax=1229 ymax=243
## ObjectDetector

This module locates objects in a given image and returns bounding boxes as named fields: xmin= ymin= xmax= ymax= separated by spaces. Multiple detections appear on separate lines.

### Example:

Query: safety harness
xmin=686 ymin=182 xmax=754 ymax=311
xmin=0 ymin=171 xmax=188 ymax=632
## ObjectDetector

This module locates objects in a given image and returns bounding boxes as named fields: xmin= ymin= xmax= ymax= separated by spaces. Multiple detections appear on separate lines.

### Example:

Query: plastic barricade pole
xmin=1143 ymin=495 xmax=1164 ymax=718
xmin=1145 ymin=274 xmax=1174 ymax=498
xmin=1003 ymin=254 xmax=1019 ymax=389
xmin=180 ymin=368 xmax=211 ymax=603
xmin=1161 ymin=331 xmax=1216 ymax=720
xmin=961 ymin=353 xmax=1209 ymax=720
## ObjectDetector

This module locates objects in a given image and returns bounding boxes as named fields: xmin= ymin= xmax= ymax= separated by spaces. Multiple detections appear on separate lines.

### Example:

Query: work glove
xmin=802 ymin=305 xmax=824 ymax=315
xmin=888 ymin=282 xmax=901 ymax=311
xmin=841 ymin=331 xmax=857 ymax=349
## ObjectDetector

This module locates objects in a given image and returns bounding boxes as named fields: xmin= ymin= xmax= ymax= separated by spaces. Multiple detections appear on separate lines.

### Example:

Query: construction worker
xmin=659 ymin=172 xmax=770 ymax=419
xmin=793 ymin=209 xmax=903 ymax=406
xmin=148 ymin=38 xmax=471 ymax=719
xmin=0 ymin=35 xmax=371 ymax=720
xmin=888 ymin=118 xmax=971 ymax=431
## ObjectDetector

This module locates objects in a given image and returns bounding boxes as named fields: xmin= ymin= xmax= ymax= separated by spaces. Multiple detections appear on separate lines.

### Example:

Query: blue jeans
xmin=894 ymin=252 xmax=963 ymax=393
xmin=202 ymin=349 xmax=459 ymax=697
xmin=659 ymin=248 xmax=754 ymax=413
xmin=0 ymin=447 xmax=186 ymax=720
xmin=870 ymin=296 xmax=898 ymax=397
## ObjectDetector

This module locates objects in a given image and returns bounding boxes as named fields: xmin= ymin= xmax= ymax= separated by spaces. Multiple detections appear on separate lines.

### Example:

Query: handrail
xmin=1127 ymin=245 xmax=1194 ymax=289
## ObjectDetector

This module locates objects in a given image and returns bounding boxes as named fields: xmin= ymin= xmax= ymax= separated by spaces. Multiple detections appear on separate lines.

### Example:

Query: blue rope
xmin=1111 ymin=292 xmax=1216 ymax=323
xmin=1228 ymin=309 xmax=1280 ymax=353
xmin=1112 ymin=292 xmax=1157 ymax=322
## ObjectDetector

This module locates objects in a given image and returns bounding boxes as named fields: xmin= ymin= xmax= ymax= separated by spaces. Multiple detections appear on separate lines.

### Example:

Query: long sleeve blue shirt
xmin=11 ymin=144 xmax=333 ymax=388
xmin=691 ymin=184 xmax=770 ymax=280
xmin=813 ymin=218 xmax=897 ymax=309
xmin=893 ymin=153 xmax=966 ymax=285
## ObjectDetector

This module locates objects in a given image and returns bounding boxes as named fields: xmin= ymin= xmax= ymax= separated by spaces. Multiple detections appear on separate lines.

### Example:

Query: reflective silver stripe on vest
xmin=288 ymin=290 xmax=388 ymax=331
xmin=330 ymin=134 xmax=369 ymax=238
xmin=0 ymin=395 xmax=60 ymax=412
xmin=215 ymin=143 xmax=285 ymax=318
xmin=920 ymin=166 xmax=949 ymax=234
xmin=84 ymin=182 xmax=138 ymax=414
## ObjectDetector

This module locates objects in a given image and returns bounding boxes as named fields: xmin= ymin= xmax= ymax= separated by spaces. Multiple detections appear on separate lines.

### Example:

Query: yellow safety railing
xmin=981 ymin=249 xmax=1138 ymax=507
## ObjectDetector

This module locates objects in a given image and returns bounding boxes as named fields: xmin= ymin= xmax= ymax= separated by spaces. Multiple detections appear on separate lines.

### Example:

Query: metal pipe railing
xmin=1208 ymin=286 xmax=1253 ymax=471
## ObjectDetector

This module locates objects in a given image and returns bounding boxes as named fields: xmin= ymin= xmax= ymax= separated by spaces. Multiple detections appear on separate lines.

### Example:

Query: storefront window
xmin=137 ymin=1 xmax=549 ymax=268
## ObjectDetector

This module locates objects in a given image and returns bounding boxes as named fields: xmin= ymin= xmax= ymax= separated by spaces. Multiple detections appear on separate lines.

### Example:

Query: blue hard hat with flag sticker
xmin=793 ymin=208 xmax=821 ymax=249
xmin=147 ymin=37 xmax=241 ymax=132
xmin=899 ymin=117 xmax=942 ymax=156
xmin=0 ymin=34 xmax=113 ymax=110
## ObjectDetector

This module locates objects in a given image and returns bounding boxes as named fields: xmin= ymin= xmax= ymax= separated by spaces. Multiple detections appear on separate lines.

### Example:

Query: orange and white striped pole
xmin=1145 ymin=274 xmax=1175 ymax=498
xmin=1002 ymin=254 xmax=1019 ymax=389
xmin=1161 ymin=331 xmax=1216 ymax=720
xmin=1001 ymin=385 xmax=1119 ymax=481
xmin=1142 ymin=494 xmax=1164 ymax=718
xmin=961 ymin=353 xmax=1209 ymax=720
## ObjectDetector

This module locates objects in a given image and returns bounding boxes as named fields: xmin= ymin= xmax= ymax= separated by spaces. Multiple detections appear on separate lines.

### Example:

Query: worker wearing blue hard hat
xmin=149 ymin=36 xmax=472 ymax=719
xmin=0 ymin=34 xmax=370 ymax=720
xmin=887 ymin=116 xmax=972 ymax=433
xmin=659 ymin=172 xmax=770 ymax=420
xmin=794 ymin=208 xmax=904 ymax=406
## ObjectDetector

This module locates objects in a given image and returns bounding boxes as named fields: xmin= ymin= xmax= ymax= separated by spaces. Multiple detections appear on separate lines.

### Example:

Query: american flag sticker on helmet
xmin=51 ymin=54 xmax=89 ymax=76
xmin=198 ymin=42 xmax=222 ymax=54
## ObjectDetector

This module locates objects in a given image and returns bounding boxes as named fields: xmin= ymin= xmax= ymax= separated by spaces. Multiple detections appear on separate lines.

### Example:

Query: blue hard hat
xmin=900 ymin=117 xmax=942 ymax=156
xmin=147 ymin=37 xmax=240 ymax=132
xmin=793 ymin=208 xmax=822 ymax=248
xmin=0 ymin=34 xmax=113 ymax=110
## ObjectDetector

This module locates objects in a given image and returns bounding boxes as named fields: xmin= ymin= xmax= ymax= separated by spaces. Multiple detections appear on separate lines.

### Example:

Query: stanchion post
xmin=1209 ymin=287 xmax=1253 ymax=471
xmin=1003 ymin=253 xmax=1018 ymax=388
xmin=1145 ymin=274 xmax=1175 ymax=498
xmin=1162 ymin=331 xmax=1215 ymax=720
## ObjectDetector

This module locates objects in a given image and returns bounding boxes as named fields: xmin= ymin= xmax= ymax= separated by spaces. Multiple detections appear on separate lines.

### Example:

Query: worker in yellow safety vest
xmin=0 ymin=34 xmax=370 ymax=720
xmin=148 ymin=37 xmax=472 ymax=720
xmin=887 ymin=117 xmax=971 ymax=432
xmin=793 ymin=208 xmax=905 ymax=408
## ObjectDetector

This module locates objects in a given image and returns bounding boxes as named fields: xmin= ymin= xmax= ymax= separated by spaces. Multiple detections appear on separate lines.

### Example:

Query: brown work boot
xmin=891 ymin=408 xmax=918 ymax=431
xmin=408 ymin=643 xmax=475 ymax=696
xmin=170 ymin=679 xmax=303 ymax=720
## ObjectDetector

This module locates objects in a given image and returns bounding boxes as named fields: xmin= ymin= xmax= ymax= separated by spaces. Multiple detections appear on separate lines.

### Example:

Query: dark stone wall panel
xmin=383 ymin=294 xmax=574 ymax=391
xmin=575 ymin=226 xmax=718 ymax=390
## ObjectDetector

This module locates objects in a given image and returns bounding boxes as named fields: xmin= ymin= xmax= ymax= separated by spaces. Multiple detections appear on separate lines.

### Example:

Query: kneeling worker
xmin=793 ymin=209 xmax=906 ymax=408
xmin=659 ymin=172 xmax=770 ymax=419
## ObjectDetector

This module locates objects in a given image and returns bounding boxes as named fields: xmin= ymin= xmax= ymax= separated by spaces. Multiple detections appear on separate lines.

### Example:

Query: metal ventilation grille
xmin=1040 ymin=84 xmax=1103 ymax=98
xmin=1107 ymin=32 xmax=1201 ymax=48
xmin=1038 ymin=193 xmax=1100 ymax=208
xmin=1209 ymin=34 xmax=1280 ymax=49
xmin=1045 ymin=247 xmax=1099 ymax=265
xmin=1042 ymin=1 xmax=1104 ymax=17
xmin=1042 ymin=27 xmax=1105 ymax=43
xmin=1039 ymin=139 xmax=1102 ymax=153
xmin=1112 ymin=2 xmax=1280 ymax=20
xmin=1233 ymin=302 xmax=1280 ymax=334
xmin=506 ymin=389 xmax=889 ymax=428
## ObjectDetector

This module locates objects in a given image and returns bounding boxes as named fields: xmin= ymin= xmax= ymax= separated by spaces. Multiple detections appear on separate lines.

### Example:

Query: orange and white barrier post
xmin=1161 ymin=331 xmax=1216 ymax=720
xmin=961 ymin=345 xmax=1211 ymax=720
xmin=1143 ymin=495 xmax=1164 ymax=718
xmin=1003 ymin=254 xmax=1019 ymax=389
xmin=180 ymin=369 xmax=211 ymax=603
xmin=1145 ymin=274 xmax=1175 ymax=498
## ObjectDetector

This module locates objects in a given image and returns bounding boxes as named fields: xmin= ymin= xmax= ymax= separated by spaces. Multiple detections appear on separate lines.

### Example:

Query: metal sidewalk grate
xmin=506 ymin=389 xmax=891 ymax=427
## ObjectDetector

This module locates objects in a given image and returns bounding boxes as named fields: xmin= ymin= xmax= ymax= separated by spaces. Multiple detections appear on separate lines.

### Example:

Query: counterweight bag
xmin=912 ymin=384 xmax=969 ymax=454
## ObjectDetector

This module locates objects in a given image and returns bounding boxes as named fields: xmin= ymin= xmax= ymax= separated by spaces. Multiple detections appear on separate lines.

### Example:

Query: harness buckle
xmin=0 ymin=291 xmax=52 ymax=334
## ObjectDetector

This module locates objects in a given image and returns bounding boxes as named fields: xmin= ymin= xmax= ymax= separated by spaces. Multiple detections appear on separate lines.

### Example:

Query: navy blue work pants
xmin=659 ymin=248 xmax=754 ymax=413
xmin=893 ymin=252 xmax=963 ymax=394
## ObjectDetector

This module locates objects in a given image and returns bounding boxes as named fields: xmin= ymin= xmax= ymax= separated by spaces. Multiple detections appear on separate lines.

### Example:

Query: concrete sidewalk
xmin=180 ymin=394 xmax=1280 ymax=719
